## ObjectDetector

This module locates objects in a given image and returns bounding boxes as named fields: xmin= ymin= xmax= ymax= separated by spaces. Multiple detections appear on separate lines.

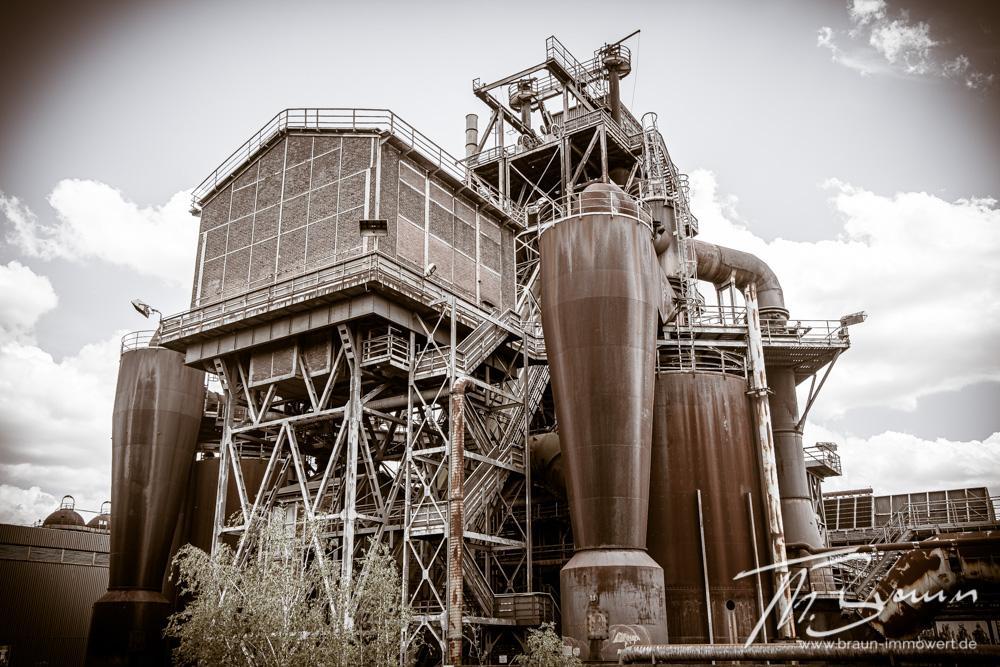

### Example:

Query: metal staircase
xmin=639 ymin=112 xmax=700 ymax=315
xmin=844 ymin=504 xmax=914 ymax=600
xmin=463 ymin=366 xmax=550 ymax=529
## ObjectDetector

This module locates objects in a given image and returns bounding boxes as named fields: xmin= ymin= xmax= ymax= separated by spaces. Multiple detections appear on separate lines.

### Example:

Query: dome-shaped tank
xmin=87 ymin=501 xmax=112 ymax=531
xmin=43 ymin=495 xmax=85 ymax=528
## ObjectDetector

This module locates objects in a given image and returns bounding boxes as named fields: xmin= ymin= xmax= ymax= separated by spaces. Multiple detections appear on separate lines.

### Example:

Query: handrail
xmin=190 ymin=108 xmax=519 ymax=221
xmin=120 ymin=330 xmax=158 ymax=355
xmin=533 ymin=188 xmax=654 ymax=236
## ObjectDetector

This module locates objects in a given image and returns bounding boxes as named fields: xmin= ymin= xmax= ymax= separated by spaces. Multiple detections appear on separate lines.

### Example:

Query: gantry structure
xmin=158 ymin=34 xmax=853 ymax=663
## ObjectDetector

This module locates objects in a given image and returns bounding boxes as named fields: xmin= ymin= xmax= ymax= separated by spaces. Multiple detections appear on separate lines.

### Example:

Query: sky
xmin=0 ymin=0 xmax=998 ymax=524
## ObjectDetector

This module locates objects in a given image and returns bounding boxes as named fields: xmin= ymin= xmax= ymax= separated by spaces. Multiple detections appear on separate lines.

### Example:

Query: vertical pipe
xmin=523 ymin=346 xmax=533 ymax=591
xmin=465 ymin=113 xmax=479 ymax=158
xmin=446 ymin=300 xmax=463 ymax=665
xmin=745 ymin=284 xmax=795 ymax=639
xmin=400 ymin=331 xmax=415 ymax=661
xmin=746 ymin=492 xmax=768 ymax=644
xmin=696 ymin=489 xmax=714 ymax=644
xmin=212 ymin=391 xmax=233 ymax=556
xmin=608 ymin=69 xmax=622 ymax=123
xmin=341 ymin=331 xmax=361 ymax=593
xmin=447 ymin=379 xmax=470 ymax=666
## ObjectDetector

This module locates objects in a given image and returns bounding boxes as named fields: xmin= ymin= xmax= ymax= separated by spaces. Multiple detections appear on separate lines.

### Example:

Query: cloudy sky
xmin=1 ymin=0 xmax=998 ymax=524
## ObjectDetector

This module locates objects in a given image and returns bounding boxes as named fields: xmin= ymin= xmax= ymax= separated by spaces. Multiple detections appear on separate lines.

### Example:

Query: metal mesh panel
xmin=336 ymin=211 xmax=363 ymax=259
xmin=313 ymin=135 xmax=339 ymax=157
xmin=286 ymin=136 xmax=313 ymax=167
xmin=231 ymin=184 xmax=256 ymax=220
xmin=341 ymin=137 xmax=372 ymax=175
xmin=256 ymin=172 xmax=282 ymax=209
xmin=429 ymin=201 xmax=453 ymax=243
xmin=306 ymin=218 xmax=337 ymax=267
xmin=398 ymin=183 xmax=424 ymax=224
xmin=480 ymin=234 xmax=501 ymax=272
xmin=201 ymin=187 xmax=231 ymax=230
xmin=253 ymin=205 xmax=279 ymax=242
xmin=281 ymin=194 xmax=308 ymax=231
xmin=301 ymin=332 xmax=333 ymax=375
xmin=309 ymin=183 xmax=338 ymax=223
xmin=201 ymin=257 xmax=224 ymax=299
xmin=338 ymin=172 xmax=366 ymax=212
xmin=480 ymin=268 xmax=501 ymax=308
xmin=223 ymin=247 xmax=251 ymax=296
xmin=311 ymin=149 xmax=341 ymax=190
xmin=428 ymin=236 xmax=453 ymax=283
xmin=397 ymin=218 xmax=424 ymax=267
xmin=455 ymin=220 xmax=476 ymax=257
xmin=453 ymin=251 xmax=476 ymax=299
xmin=205 ymin=226 xmax=228 ymax=260
xmin=259 ymin=139 xmax=286 ymax=176
xmin=234 ymin=161 xmax=259 ymax=190
xmin=249 ymin=238 xmax=277 ymax=286
xmin=277 ymin=227 xmax=307 ymax=277
xmin=283 ymin=162 xmax=311 ymax=200
xmin=228 ymin=215 xmax=253 ymax=251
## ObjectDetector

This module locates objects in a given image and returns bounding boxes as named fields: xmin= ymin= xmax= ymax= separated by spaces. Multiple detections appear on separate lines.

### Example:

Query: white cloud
xmin=0 ymin=261 xmax=58 ymax=342
xmin=869 ymin=19 xmax=936 ymax=75
xmin=817 ymin=1 xmax=993 ymax=89
xmin=806 ymin=422 xmax=1000 ymax=497
xmin=848 ymin=0 xmax=886 ymax=27
xmin=1 ymin=181 xmax=197 ymax=286
xmin=688 ymin=169 xmax=1000 ymax=419
xmin=0 ymin=330 xmax=121 ymax=525
xmin=0 ymin=485 xmax=60 ymax=526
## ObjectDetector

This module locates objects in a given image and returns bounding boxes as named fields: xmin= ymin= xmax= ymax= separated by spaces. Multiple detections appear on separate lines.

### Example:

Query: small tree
xmin=514 ymin=622 xmax=581 ymax=667
xmin=166 ymin=517 xmax=410 ymax=666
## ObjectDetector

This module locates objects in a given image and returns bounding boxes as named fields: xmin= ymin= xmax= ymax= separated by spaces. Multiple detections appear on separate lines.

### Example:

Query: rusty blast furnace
xmin=88 ymin=34 xmax=914 ymax=665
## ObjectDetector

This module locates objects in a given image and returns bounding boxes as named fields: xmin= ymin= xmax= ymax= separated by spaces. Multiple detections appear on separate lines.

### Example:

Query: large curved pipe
xmin=689 ymin=239 xmax=787 ymax=321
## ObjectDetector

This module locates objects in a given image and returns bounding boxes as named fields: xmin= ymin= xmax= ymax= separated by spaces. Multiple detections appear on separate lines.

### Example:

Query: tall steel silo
xmin=539 ymin=181 xmax=669 ymax=661
xmin=648 ymin=370 xmax=772 ymax=644
xmin=87 ymin=345 xmax=204 ymax=665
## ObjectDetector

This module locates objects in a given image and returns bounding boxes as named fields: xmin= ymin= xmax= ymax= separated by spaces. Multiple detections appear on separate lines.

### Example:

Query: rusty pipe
xmin=789 ymin=532 xmax=1000 ymax=555
xmin=447 ymin=378 xmax=471 ymax=666
xmin=690 ymin=239 xmax=787 ymax=321
xmin=618 ymin=642 xmax=1000 ymax=663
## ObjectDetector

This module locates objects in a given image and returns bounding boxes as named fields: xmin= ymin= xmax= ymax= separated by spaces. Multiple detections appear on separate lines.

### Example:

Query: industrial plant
xmin=8 ymin=33 xmax=991 ymax=665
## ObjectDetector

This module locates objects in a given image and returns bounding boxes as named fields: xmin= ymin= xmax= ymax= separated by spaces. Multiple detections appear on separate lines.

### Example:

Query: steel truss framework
xmin=202 ymin=287 xmax=551 ymax=663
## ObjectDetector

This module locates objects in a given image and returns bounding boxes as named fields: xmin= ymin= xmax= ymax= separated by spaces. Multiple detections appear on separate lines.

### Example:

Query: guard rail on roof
xmin=191 ymin=108 xmax=519 ymax=222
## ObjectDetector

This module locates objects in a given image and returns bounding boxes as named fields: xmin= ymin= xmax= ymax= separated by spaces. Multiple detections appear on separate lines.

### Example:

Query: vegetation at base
xmin=165 ymin=517 xmax=413 ymax=666
xmin=513 ymin=622 xmax=581 ymax=667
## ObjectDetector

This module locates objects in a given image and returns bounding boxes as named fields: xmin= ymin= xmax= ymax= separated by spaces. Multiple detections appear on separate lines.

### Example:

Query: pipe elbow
xmin=690 ymin=239 xmax=788 ymax=321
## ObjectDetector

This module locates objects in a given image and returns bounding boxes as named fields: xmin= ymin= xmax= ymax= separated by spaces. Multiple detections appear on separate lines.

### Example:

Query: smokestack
xmin=87 ymin=346 xmax=204 ymax=665
xmin=539 ymin=182 xmax=669 ymax=660
xmin=600 ymin=44 xmax=631 ymax=124
xmin=465 ymin=113 xmax=478 ymax=158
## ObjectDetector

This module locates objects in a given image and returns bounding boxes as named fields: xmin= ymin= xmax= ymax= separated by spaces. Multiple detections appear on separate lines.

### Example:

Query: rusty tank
xmin=539 ymin=181 xmax=669 ymax=660
xmin=648 ymin=370 xmax=772 ymax=643
xmin=87 ymin=345 xmax=205 ymax=666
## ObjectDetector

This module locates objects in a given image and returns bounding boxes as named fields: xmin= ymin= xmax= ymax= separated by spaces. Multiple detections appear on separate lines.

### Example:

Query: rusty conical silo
xmin=87 ymin=345 xmax=204 ymax=665
xmin=539 ymin=182 xmax=669 ymax=661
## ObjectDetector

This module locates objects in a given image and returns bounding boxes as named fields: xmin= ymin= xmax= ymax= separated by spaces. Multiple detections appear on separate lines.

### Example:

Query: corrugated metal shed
xmin=0 ymin=523 xmax=109 ymax=667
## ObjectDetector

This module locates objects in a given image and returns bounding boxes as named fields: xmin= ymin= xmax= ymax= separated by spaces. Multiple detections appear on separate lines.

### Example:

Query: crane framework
xmin=158 ymin=35 xmax=848 ymax=661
